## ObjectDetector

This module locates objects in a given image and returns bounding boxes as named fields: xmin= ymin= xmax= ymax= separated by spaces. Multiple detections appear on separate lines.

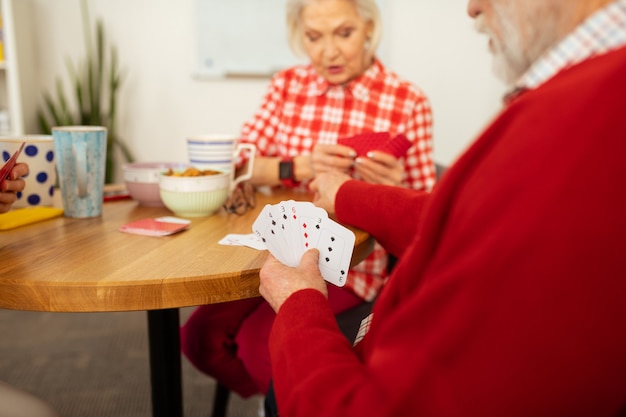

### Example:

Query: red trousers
xmin=180 ymin=285 xmax=362 ymax=397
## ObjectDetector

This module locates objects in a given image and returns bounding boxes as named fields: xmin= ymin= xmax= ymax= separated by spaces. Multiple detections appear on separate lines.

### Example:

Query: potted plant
xmin=37 ymin=0 xmax=134 ymax=184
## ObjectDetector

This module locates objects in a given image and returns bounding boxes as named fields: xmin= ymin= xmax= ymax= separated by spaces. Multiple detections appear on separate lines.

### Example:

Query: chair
xmin=435 ymin=162 xmax=446 ymax=181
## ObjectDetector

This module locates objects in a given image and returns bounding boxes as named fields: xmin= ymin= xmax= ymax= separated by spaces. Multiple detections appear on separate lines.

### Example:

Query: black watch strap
xmin=279 ymin=159 xmax=294 ymax=180
xmin=279 ymin=158 xmax=300 ymax=187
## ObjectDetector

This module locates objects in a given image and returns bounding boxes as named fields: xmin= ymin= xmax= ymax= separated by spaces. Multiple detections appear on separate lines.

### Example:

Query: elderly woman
xmin=180 ymin=0 xmax=436 ymax=398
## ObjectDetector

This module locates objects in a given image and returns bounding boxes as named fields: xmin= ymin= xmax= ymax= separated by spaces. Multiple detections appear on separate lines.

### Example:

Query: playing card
xmin=274 ymin=200 xmax=299 ymax=266
xmin=250 ymin=200 xmax=354 ymax=287
xmin=337 ymin=132 xmax=390 ymax=157
xmin=290 ymin=201 xmax=327 ymax=254
xmin=376 ymin=134 xmax=412 ymax=158
xmin=316 ymin=219 xmax=355 ymax=287
xmin=119 ymin=216 xmax=190 ymax=237
xmin=252 ymin=204 xmax=292 ymax=265
xmin=218 ymin=233 xmax=266 ymax=250
xmin=0 ymin=142 xmax=25 ymax=188
xmin=337 ymin=132 xmax=412 ymax=159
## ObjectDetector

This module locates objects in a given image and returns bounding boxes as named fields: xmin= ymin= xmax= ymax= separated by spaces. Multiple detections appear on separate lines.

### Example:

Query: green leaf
xmin=42 ymin=91 xmax=62 ymax=127
xmin=37 ymin=0 xmax=135 ymax=183
xmin=37 ymin=110 xmax=51 ymax=134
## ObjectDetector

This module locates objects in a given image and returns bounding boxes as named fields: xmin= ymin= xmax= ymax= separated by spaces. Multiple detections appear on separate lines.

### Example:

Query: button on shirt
xmin=239 ymin=59 xmax=436 ymax=301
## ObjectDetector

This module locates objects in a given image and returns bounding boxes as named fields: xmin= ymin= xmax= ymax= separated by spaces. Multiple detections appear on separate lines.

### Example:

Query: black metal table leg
xmin=147 ymin=308 xmax=183 ymax=417
xmin=211 ymin=382 xmax=231 ymax=417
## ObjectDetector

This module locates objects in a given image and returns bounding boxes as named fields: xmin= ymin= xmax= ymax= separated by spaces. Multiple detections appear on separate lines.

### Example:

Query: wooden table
xmin=0 ymin=187 xmax=373 ymax=417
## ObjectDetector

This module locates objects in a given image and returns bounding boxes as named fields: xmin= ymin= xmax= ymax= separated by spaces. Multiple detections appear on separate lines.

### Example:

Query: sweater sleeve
xmin=269 ymin=289 xmax=389 ymax=417
xmin=335 ymin=180 xmax=430 ymax=257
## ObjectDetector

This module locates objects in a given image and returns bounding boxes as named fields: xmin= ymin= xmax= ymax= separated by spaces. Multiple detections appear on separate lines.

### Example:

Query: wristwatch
xmin=279 ymin=157 xmax=300 ymax=188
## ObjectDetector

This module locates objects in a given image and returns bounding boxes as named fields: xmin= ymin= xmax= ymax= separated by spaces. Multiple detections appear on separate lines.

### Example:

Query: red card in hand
xmin=0 ymin=142 xmax=25 ymax=188
xmin=375 ymin=134 xmax=412 ymax=158
xmin=337 ymin=132 xmax=390 ymax=157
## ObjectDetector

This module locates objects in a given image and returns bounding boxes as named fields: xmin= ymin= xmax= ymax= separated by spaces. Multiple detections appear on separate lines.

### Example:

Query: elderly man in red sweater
xmin=259 ymin=0 xmax=626 ymax=416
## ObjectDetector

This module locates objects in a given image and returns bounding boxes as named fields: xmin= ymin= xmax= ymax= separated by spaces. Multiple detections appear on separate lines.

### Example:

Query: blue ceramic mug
xmin=52 ymin=126 xmax=107 ymax=218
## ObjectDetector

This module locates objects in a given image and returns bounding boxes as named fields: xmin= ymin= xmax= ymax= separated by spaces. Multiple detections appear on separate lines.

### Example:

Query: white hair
xmin=285 ymin=0 xmax=382 ymax=61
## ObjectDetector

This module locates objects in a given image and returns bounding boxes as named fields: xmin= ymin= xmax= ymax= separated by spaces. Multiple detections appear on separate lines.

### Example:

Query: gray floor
xmin=0 ymin=307 xmax=262 ymax=417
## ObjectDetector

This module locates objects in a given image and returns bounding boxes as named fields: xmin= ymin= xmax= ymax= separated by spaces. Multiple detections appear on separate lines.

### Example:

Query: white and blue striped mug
xmin=52 ymin=126 xmax=107 ymax=218
xmin=186 ymin=134 xmax=255 ymax=174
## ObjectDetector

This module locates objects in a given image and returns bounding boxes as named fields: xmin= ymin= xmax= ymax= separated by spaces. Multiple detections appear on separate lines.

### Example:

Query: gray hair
xmin=286 ymin=0 xmax=382 ymax=61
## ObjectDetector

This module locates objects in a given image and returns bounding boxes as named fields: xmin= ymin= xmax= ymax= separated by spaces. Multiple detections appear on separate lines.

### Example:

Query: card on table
xmin=250 ymin=200 xmax=354 ymax=287
xmin=119 ymin=216 xmax=191 ymax=237
xmin=218 ymin=233 xmax=266 ymax=250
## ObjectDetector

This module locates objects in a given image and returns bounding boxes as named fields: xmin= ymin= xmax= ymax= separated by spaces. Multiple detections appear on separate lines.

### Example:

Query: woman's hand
xmin=0 ymin=162 xmax=29 ymax=213
xmin=354 ymin=151 xmax=404 ymax=186
xmin=259 ymin=249 xmax=328 ymax=313
xmin=311 ymin=143 xmax=356 ymax=175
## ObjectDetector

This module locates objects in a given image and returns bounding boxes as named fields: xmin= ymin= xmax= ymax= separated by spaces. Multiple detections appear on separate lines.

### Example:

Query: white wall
xmin=29 ymin=0 xmax=505 ymax=177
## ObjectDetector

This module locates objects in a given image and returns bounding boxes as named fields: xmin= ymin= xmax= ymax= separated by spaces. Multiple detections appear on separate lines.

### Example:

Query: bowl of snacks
xmin=123 ymin=162 xmax=190 ymax=207
xmin=158 ymin=167 xmax=231 ymax=217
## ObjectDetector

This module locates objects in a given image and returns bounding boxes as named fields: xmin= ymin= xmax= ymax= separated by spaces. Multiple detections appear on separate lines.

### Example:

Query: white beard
xmin=474 ymin=13 xmax=528 ymax=85
xmin=474 ymin=3 xmax=560 ymax=86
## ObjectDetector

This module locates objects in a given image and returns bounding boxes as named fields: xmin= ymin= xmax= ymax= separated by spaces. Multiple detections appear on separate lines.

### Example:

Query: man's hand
xmin=354 ymin=151 xmax=404 ymax=186
xmin=309 ymin=171 xmax=352 ymax=214
xmin=259 ymin=249 xmax=328 ymax=313
xmin=0 ymin=162 xmax=28 ymax=213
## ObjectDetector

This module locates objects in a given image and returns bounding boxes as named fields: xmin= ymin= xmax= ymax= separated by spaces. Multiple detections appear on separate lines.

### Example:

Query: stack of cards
xmin=337 ymin=132 xmax=412 ymax=159
xmin=252 ymin=200 xmax=355 ymax=287
xmin=119 ymin=217 xmax=191 ymax=237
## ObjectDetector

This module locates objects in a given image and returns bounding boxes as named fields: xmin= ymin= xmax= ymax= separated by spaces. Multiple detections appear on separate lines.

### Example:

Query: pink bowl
xmin=122 ymin=162 xmax=190 ymax=207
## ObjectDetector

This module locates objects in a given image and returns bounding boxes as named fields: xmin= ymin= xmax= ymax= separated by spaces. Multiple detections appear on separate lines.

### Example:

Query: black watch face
xmin=279 ymin=160 xmax=294 ymax=180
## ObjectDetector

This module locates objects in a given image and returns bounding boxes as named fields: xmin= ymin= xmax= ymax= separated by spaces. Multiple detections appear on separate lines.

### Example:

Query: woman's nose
xmin=322 ymin=39 xmax=340 ymax=59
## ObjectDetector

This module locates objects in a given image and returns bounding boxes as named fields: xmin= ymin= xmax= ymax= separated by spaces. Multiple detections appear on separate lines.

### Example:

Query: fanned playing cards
xmin=337 ymin=132 xmax=412 ymax=159
xmin=252 ymin=200 xmax=355 ymax=287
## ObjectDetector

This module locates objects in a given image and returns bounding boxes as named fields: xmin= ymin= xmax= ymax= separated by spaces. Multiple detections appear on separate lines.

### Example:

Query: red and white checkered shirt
xmin=239 ymin=59 xmax=436 ymax=301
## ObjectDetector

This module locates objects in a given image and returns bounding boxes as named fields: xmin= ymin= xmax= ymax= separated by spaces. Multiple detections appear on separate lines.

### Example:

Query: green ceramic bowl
xmin=158 ymin=170 xmax=230 ymax=217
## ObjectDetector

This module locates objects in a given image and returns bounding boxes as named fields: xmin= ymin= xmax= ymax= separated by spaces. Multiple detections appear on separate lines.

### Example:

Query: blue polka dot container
xmin=0 ymin=135 xmax=56 ymax=208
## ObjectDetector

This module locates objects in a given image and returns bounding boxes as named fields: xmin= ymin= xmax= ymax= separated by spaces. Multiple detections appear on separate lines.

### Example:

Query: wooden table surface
xmin=0 ymin=187 xmax=373 ymax=313
xmin=0 ymin=186 xmax=374 ymax=417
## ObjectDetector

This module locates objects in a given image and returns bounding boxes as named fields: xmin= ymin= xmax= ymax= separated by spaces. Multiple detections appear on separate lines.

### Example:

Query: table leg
xmin=147 ymin=308 xmax=183 ymax=417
